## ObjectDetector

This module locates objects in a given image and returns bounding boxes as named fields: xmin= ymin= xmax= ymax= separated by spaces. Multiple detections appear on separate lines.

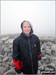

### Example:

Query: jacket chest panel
xmin=20 ymin=39 xmax=29 ymax=49
xmin=29 ymin=38 xmax=38 ymax=57
xmin=20 ymin=39 xmax=29 ymax=56
xmin=20 ymin=38 xmax=38 ymax=58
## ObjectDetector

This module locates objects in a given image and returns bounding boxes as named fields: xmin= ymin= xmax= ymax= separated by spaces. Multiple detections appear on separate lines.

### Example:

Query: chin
xmin=24 ymin=32 xmax=30 ymax=35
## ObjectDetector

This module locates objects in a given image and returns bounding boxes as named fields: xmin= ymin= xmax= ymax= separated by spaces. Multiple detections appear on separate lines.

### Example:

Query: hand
xmin=38 ymin=60 xmax=42 ymax=67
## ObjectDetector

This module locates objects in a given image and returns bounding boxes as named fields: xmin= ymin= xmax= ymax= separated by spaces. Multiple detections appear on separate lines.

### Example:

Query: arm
xmin=13 ymin=38 xmax=23 ymax=73
xmin=36 ymin=38 xmax=41 ymax=60
xmin=36 ymin=38 xmax=41 ymax=67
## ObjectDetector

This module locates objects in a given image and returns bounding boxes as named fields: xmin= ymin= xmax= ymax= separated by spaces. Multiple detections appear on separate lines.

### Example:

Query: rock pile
xmin=0 ymin=34 xmax=56 ymax=75
xmin=0 ymin=34 xmax=19 ymax=75
xmin=39 ymin=37 xmax=56 ymax=75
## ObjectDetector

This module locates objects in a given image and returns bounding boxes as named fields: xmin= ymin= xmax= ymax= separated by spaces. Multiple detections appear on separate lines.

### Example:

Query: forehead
xmin=23 ymin=22 xmax=30 ymax=26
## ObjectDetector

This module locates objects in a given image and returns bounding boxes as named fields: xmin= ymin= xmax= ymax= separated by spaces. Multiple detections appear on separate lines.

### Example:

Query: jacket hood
xmin=21 ymin=20 xmax=33 ymax=35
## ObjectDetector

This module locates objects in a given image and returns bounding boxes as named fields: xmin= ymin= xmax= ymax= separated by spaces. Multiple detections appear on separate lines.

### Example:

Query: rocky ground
xmin=0 ymin=34 xmax=56 ymax=75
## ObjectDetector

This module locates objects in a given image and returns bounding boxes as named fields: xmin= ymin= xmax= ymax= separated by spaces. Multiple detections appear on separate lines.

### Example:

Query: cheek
xmin=23 ymin=28 xmax=31 ymax=32
xmin=29 ymin=28 xmax=31 ymax=31
xmin=26 ymin=28 xmax=31 ymax=32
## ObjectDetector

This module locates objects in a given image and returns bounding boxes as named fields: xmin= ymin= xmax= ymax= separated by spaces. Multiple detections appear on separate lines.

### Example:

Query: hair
xmin=21 ymin=20 xmax=33 ymax=34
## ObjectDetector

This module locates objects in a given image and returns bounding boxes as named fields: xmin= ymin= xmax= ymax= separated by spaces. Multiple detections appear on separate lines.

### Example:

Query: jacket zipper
xmin=28 ymin=37 xmax=34 ymax=75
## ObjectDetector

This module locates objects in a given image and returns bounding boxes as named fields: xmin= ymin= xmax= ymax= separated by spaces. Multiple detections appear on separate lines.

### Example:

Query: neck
xmin=23 ymin=32 xmax=30 ymax=36
xmin=26 ymin=34 xmax=30 ymax=36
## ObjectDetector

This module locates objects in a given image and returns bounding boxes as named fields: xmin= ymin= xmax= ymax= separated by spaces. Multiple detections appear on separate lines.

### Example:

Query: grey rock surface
xmin=0 ymin=34 xmax=56 ymax=75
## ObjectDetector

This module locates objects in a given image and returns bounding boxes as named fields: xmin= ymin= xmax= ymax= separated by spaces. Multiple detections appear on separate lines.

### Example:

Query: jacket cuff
xmin=15 ymin=68 xmax=22 ymax=74
xmin=13 ymin=59 xmax=23 ymax=70
xmin=37 ymin=54 xmax=41 ymax=60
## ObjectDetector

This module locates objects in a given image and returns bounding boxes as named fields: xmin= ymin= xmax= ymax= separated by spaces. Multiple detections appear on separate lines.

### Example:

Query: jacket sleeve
xmin=36 ymin=38 xmax=41 ymax=60
xmin=13 ymin=38 xmax=23 ymax=73
xmin=13 ymin=39 xmax=20 ymax=60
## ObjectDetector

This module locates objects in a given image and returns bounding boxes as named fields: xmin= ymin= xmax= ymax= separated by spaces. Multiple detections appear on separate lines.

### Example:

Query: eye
xmin=28 ymin=26 xmax=31 ymax=28
xmin=23 ymin=25 xmax=31 ymax=28
xmin=23 ymin=26 xmax=26 ymax=28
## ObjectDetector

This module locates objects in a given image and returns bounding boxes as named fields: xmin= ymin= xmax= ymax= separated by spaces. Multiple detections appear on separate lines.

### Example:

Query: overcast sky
xmin=1 ymin=1 xmax=55 ymax=37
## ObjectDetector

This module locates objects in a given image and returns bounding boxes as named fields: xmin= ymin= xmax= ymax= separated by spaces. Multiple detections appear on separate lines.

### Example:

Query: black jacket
xmin=13 ymin=32 xmax=41 ymax=74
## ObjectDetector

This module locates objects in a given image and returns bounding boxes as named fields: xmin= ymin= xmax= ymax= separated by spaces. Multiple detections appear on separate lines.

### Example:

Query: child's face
xmin=22 ymin=22 xmax=31 ymax=35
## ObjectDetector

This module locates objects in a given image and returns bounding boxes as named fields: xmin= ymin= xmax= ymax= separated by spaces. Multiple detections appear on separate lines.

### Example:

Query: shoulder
xmin=13 ymin=34 xmax=21 ymax=44
xmin=32 ymin=34 xmax=40 ymax=41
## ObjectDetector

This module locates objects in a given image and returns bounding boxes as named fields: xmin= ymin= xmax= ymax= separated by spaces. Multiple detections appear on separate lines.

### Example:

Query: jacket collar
xmin=21 ymin=32 xmax=32 ymax=39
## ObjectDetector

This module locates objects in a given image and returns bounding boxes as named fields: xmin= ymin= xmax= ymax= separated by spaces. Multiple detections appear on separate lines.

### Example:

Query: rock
xmin=4 ymin=47 xmax=9 ymax=52
xmin=38 ymin=64 xmax=46 ymax=70
xmin=3 ymin=57 xmax=9 ymax=62
xmin=0 ymin=40 xmax=3 ymax=45
xmin=51 ymin=50 xmax=56 ymax=56
xmin=0 ymin=54 xmax=4 ymax=59
xmin=1 ymin=36 xmax=9 ymax=41
xmin=45 ymin=45 xmax=51 ymax=49
xmin=2 ymin=44 xmax=6 ymax=49
xmin=0 ymin=63 xmax=6 ymax=67
xmin=45 ymin=58 xmax=50 ymax=64
xmin=8 ymin=52 xmax=12 ymax=57
xmin=46 ymin=41 xmax=53 ymax=46
xmin=51 ymin=56 xmax=56 ymax=63
xmin=45 ymin=49 xmax=51 ymax=55
xmin=10 ymin=49 xmax=13 ymax=52
xmin=4 ymin=40 xmax=9 ymax=45
xmin=41 ymin=56 xmax=50 ymax=64
xmin=3 ymin=68 xmax=16 ymax=75
xmin=54 ymin=38 xmax=56 ymax=44
xmin=0 ymin=55 xmax=4 ymax=63
xmin=51 ymin=44 xmax=56 ymax=51
xmin=44 ymin=55 xmax=52 ymax=63
xmin=8 ymin=44 xmax=13 ymax=49
xmin=46 ymin=63 xmax=55 ymax=71
xmin=0 ymin=46 xmax=2 ymax=54
xmin=8 ymin=39 xmax=14 ymax=44
xmin=4 ymin=52 xmax=8 ymax=57
xmin=41 ymin=43 xmax=46 ymax=50
xmin=3 ymin=65 xmax=10 ymax=74
xmin=0 ymin=59 xmax=2 ymax=63
xmin=1 ymin=50 xmax=5 ymax=56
